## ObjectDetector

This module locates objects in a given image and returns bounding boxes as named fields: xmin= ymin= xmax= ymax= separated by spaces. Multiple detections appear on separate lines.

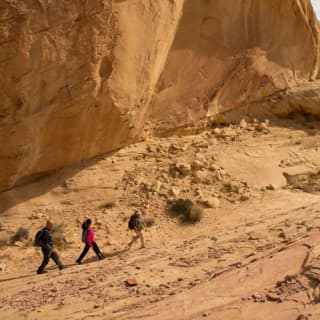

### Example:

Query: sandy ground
xmin=1 ymin=117 xmax=320 ymax=319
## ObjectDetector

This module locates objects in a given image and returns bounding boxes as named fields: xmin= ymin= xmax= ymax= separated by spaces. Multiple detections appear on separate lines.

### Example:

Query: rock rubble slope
xmin=1 ymin=0 xmax=320 ymax=190
xmin=1 ymin=118 xmax=320 ymax=319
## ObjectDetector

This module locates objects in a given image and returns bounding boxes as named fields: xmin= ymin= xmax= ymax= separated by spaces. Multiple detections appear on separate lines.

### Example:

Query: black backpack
xmin=34 ymin=229 xmax=44 ymax=246
xmin=128 ymin=214 xmax=136 ymax=230
xmin=81 ymin=221 xmax=88 ymax=243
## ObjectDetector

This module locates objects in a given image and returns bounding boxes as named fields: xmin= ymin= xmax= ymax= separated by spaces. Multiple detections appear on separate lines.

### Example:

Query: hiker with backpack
xmin=76 ymin=219 xmax=105 ymax=264
xmin=35 ymin=220 xmax=65 ymax=274
xmin=128 ymin=211 xmax=145 ymax=249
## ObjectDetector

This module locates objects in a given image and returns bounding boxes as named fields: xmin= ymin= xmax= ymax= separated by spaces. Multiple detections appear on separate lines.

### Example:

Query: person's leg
xmin=37 ymin=247 xmax=50 ymax=274
xmin=76 ymin=244 xmax=90 ymax=263
xmin=50 ymin=250 xmax=64 ymax=269
xmin=92 ymin=242 xmax=105 ymax=259
xmin=128 ymin=233 xmax=139 ymax=248
xmin=138 ymin=230 xmax=145 ymax=248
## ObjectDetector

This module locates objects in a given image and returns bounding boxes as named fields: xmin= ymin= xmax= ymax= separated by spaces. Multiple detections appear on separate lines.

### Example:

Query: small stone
xmin=170 ymin=187 xmax=180 ymax=198
xmin=125 ymin=279 xmax=138 ymax=287
xmin=202 ymin=312 xmax=210 ymax=317
xmin=208 ymin=164 xmax=220 ymax=172
xmin=191 ymin=160 xmax=206 ymax=171
xmin=154 ymin=181 xmax=163 ymax=193
xmin=239 ymin=118 xmax=247 ymax=129
xmin=14 ymin=241 xmax=24 ymax=247
xmin=266 ymin=184 xmax=275 ymax=190
xmin=240 ymin=194 xmax=250 ymax=201
xmin=252 ymin=292 xmax=267 ymax=302
xmin=198 ymin=197 xmax=220 ymax=209
xmin=257 ymin=122 xmax=270 ymax=133
xmin=0 ymin=264 xmax=7 ymax=272
xmin=213 ymin=128 xmax=222 ymax=136
xmin=175 ymin=163 xmax=191 ymax=176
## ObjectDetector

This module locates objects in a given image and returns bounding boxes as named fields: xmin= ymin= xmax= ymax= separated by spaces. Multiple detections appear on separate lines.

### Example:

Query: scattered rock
xmin=191 ymin=160 xmax=206 ymax=171
xmin=208 ymin=164 xmax=220 ymax=172
xmin=239 ymin=118 xmax=247 ymax=129
xmin=266 ymin=184 xmax=275 ymax=190
xmin=252 ymin=292 xmax=267 ymax=303
xmin=169 ymin=187 xmax=181 ymax=198
xmin=125 ymin=279 xmax=138 ymax=287
xmin=0 ymin=263 xmax=7 ymax=272
xmin=14 ymin=241 xmax=25 ymax=247
xmin=256 ymin=122 xmax=270 ymax=133
xmin=213 ymin=128 xmax=222 ymax=136
xmin=175 ymin=163 xmax=191 ymax=176
xmin=198 ymin=197 xmax=220 ymax=209
xmin=240 ymin=194 xmax=250 ymax=201
xmin=265 ymin=292 xmax=282 ymax=302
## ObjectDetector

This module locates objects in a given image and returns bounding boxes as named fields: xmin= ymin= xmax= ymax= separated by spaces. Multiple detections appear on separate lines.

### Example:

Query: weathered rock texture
xmin=150 ymin=0 xmax=320 ymax=129
xmin=0 ymin=0 xmax=319 ymax=190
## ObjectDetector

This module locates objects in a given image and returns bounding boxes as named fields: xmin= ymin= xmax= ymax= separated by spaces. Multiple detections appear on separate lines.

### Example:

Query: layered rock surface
xmin=0 ymin=0 xmax=319 ymax=190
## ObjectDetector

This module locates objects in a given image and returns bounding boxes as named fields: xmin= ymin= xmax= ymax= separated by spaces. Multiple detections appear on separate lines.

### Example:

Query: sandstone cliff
xmin=0 ymin=0 xmax=319 ymax=191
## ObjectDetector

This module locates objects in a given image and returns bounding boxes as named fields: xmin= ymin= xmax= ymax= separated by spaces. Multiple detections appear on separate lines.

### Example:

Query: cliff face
xmin=0 ymin=0 xmax=184 ymax=190
xmin=150 ymin=0 xmax=320 ymax=129
xmin=0 ymin=0 xmax=319 ymax=191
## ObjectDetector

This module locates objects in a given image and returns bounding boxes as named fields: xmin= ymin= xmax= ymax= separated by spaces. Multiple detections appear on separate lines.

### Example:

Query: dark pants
xmin=37 ymin=246 xmax=63 ymax=274
xmin=77 ymin=242 xmax=104 ymax=262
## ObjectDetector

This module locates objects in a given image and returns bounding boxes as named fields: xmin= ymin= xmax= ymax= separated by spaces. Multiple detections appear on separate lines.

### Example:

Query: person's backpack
xmin=81 ymin=221 xmax=87 ymax=243
xmin=81 ymin=229 xmax=87 ymax=243
xmin=34 ymin=229 xmax=44 ymax=246
xmin=128 ymin=214 xmax=137 ymax=230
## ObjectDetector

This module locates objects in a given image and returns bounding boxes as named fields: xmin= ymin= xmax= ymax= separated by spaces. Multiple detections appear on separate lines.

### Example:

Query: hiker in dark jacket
xmin=128 ymin=211 xmax=145 ymax=249
xmin=76 ymin=219 xmax=105 ymax=264
xmin=37 ymin=220 xmax=64 ymax=274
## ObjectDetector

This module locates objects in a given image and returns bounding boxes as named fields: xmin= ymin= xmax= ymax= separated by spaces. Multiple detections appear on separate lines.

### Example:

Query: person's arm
xmin=136 ymin=218 xmax=143 ymax=231
xmin=43 ymin=229 xmax=53 ymax=249
xmin=87 ymin=228 xmax=94 ymax=247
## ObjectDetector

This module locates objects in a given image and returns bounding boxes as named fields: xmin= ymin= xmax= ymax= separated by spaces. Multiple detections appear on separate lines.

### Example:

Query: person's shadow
xmin=80 ymin=248 xmax=129 ymax=264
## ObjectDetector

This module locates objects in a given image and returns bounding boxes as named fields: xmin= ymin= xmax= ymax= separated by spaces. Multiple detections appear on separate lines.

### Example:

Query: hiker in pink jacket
xmin=76 ymin=219 xmax=105 ymax=264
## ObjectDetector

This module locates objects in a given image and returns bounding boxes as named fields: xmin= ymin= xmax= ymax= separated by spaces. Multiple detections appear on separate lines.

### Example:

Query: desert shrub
xmin=51 ymin=224 xmax=68 ymax=249
xmin=98 ymin=201 xmax=116 ymax=209
xmin=168 ymin=198 xmax=203 ymax=224
xmin=10 ymin=227 xmax=29 ymax=243
xmin=142 ymin=217 xmax=155 ymax=228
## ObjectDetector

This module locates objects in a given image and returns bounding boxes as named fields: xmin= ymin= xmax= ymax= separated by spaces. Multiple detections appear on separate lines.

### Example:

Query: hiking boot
xmin=76 ymin=259 xmax=82 ymax=264
xmin=98 ymin=255 xmax=105 ymax=260
xmin=37 ymin=270 xmax=48 ymax=275
xmin=59 ymin=265 xmax=65 ymax=270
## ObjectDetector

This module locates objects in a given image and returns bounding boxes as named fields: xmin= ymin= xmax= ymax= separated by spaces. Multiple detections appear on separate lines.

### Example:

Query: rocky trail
xmin=1 ymin=118 xmax=320 ymax=319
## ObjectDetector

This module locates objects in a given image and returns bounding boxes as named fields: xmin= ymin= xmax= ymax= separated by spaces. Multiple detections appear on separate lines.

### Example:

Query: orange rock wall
xmin=0 ymin=0 xmax=319 ymax=190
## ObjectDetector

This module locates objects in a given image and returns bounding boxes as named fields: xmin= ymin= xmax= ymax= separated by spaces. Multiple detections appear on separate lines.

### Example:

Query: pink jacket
xmin=86 ymin=227 xmax=95 ymax=247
